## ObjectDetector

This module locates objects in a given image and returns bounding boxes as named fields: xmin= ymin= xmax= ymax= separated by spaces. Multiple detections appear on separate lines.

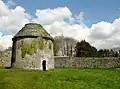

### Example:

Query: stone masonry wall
xmin=0 ymin=51 xmax=11 ymax=67
xmin=12 ymin=37 xmax=54 ymax=70
xmin=1 ymin=55 xmax=120 ymax=68
xmin=54 ymin=57 xmax=120 ymax=68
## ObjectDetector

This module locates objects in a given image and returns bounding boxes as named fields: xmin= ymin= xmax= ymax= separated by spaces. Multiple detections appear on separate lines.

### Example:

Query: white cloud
xmin=68 ymin=12 xmax=84 ymax=24
xmin=0 ymin=0 xmax=120 ymax=50
xmin=31 ymin=7 xmax=88 ymax=40
xmin=75 ymin=12 xmax=84 ymax=24
xmin=32 ymin=7 xmax=72 ymax=25
xmin=88 ymin=21 xmax=115 ymax=40
xmin=87 ymin=18 xmax=120 ymax=49
xmin=0 ymin=34 xmax=13 ymax=50
xmin=44 ymin=21 xmax=90 ymax=40
xmin=0 ymin=0 xmax=31 ymax=50
xmin=0 ymin=0 xmax=10 ymax=16
xmin=0 ymin=0 xmax=30 ymax=33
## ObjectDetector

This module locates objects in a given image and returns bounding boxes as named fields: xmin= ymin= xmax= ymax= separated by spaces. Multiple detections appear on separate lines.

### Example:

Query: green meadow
xmin=0 ymin=68 xmax=120 ymax=89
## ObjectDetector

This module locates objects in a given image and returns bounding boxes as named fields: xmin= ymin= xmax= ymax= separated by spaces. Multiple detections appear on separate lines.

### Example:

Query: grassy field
xmin=0 ymin=68 xmax=120 ymax=89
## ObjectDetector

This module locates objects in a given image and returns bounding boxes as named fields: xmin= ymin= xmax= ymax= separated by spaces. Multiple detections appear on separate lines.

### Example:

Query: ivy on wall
xmin=21 ymin=40 xmax=37 ymax=58
xmin=30 ymin=40 xmax=37 ymax=54
xmin=39 ymin=39 xmax=44 ymax=49
xmin=21 ymin=38 xmax=52 ymax=58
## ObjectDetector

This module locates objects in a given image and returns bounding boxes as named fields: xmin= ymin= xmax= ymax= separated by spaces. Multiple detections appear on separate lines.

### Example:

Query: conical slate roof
xmin=14 ymin=23 xmax=53 ymax=40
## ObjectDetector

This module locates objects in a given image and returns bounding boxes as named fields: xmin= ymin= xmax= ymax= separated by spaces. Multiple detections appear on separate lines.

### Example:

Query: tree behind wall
xmin=53 ymin=37 xmax=60 ymax=56
xmin=75 ymin=40 xmax=97 ymax=57
xmin=53 ymin=35 xmax=77 ymax=56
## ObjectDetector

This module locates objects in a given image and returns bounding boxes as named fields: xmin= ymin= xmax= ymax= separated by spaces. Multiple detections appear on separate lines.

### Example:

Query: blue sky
xmin=4 ymin=0 xmax=120 ymax=27
xmin=0 ymin=0 xmax=120 ymax=49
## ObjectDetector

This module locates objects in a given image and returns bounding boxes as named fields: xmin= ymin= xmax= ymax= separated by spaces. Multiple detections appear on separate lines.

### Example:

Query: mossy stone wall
xmin=21 ymin=39 xmax=37 ymax=58
xmin=11 ymin=37 xmax=54 ymax=70
xmin=39 ymin=38 xmax=44 ymax=49
xmin=55 ymin=57 xmax=120 ymax=68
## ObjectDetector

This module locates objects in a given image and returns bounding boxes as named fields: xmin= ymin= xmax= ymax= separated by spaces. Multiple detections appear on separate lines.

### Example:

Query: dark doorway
xmin=42 ymin=60 xmax=46 ymax=71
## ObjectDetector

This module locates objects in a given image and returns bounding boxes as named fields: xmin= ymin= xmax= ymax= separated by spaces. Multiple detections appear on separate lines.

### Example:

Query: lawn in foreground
xmin=0 ymin=68 xmax=120 ymax=89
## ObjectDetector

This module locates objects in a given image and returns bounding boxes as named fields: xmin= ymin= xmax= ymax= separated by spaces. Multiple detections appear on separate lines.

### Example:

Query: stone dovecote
xmin=11 ymin=23 xmax=54 ymax=70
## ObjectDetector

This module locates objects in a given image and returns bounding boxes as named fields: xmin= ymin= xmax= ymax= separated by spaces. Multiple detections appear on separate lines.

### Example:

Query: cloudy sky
xmin=0 ymin=0 xmax=120 ymax=50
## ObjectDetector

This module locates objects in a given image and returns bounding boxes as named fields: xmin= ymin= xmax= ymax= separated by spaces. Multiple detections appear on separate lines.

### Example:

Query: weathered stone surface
xmin=54 ymin=57 xmax=120 ymax=68
xmin=0 ymin=50 xmax=11 ymax=67
xmin=1 ymin=54 xmax=120 ymax=68
xmin=14 ymin=23 xmax=53 ymax=41
xmin=11 ymin=23 xmax=54 ymax=70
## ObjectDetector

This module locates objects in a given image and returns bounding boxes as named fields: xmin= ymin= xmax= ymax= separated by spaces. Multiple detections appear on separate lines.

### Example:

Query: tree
xmin=53 ymin=37 xmax=60 ymax=56
xmin=97 ymin=49 xmax=104 ymax=57
xmin=53 ymin=35 xmax=78 ymax=56
xmin=109 ymin=49 xmax=114 ymax=57
xmin=75 ymin=40 xmax=97 ymax=57
xmin=103 ymin=49 xmax=110 ymax=57
xmin=66 ymin=41 xmax=69 ymax=56
xmin=70 ymin=44 xmax=73 ymax=56
xmin=114 ymin=51 xmax=119 ymax=57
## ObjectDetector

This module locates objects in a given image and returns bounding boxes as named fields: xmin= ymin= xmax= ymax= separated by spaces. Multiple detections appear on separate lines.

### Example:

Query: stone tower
xmin=11 ymin=23 xmax=54 ymax=70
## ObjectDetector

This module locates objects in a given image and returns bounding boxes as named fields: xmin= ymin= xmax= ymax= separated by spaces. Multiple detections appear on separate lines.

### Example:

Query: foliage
xmin=30 ymin=40 xmax=37 ymax=54
xmin=97 ymin=49 xmax=104 ymax=57
xmin=39 ymin=39 xmax=44 ymax=49
xmin=21 ymin=42 xmax=30 ymax=58
xmin=75 ymin=40 xmax=120 ymax=57
xmin=21 ymin=40 xmax=37 ymax=58
xmin=97 ymin=49 xmax=119 ymax=57
xmin=53 ymin=35 xmax=77 ymax=56
xmin=0 ymin=68 xmax=120 ymax=89
xmin=75 ymin=40 xmax=97 ymax=57
xmin=53 ymin=37 xmax=60 ymax=56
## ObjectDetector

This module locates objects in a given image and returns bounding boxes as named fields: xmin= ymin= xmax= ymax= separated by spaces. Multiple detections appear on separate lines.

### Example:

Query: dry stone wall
xmin=1 ymin=54 xmax=120 ymax=68
xmin=0 ymin=51 xmax=11 ymax=67
xmin=54 ymin=57 xmax=120 ymax=68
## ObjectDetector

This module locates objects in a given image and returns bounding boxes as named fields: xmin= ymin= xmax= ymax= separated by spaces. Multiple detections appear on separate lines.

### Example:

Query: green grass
xmin=0 ymin=68 xmax=120 ymax=89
